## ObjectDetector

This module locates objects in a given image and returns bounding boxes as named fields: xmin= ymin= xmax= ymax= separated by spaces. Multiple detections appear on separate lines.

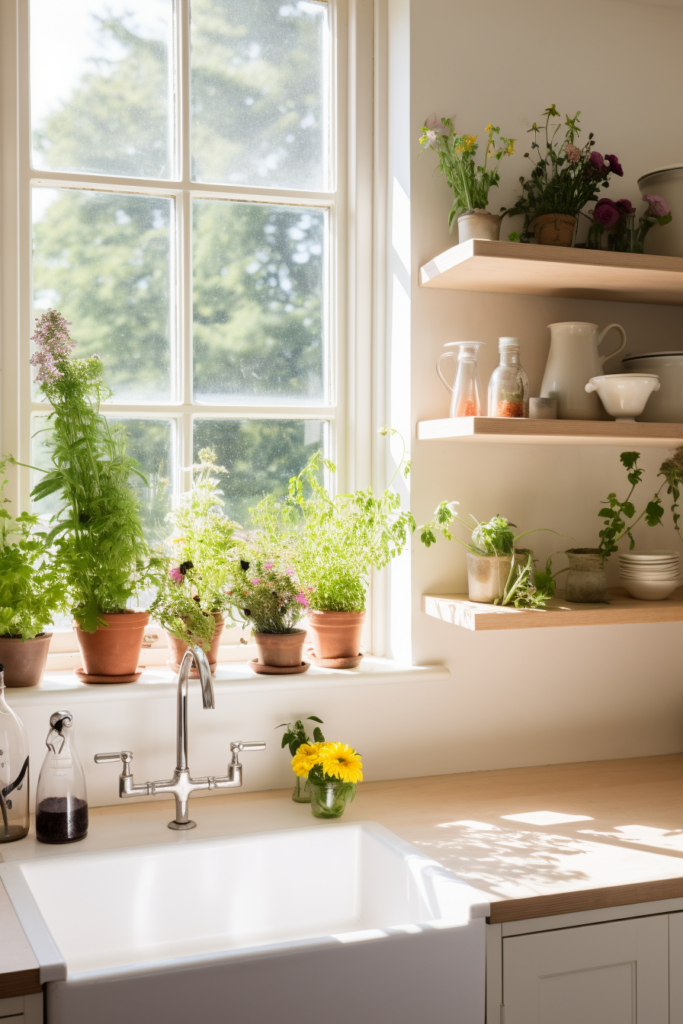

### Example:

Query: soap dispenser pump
xmin=36 ymin=711 xmax=89 ymax=844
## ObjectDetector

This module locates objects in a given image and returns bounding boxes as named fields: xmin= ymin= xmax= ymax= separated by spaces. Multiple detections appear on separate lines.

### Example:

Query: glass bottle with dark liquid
xmin=36 ymin=710 xmax=88 ymax=844
xmin=0 ymin=665 xmax=30 ymax=843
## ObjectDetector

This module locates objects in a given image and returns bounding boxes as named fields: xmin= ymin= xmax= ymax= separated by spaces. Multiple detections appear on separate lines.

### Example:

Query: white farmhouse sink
xmin=1 ymin=822 xmax=489 ymax=1024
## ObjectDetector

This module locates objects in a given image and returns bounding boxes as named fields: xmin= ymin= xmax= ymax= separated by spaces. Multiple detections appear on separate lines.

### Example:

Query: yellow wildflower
xmin=506 ymin=140 xmax=515 ymax=155
xmin=485 ymin=123 xmax=494 ymax=133
xmin=319 ymin=742 xmax=363 ymax=784
xmin=291 ymin=742 xmax=323 ymax=778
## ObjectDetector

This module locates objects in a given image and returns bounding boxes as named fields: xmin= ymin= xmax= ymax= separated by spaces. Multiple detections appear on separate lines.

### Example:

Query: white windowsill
xmin=5 ymin=658 xmax=450 ymax=706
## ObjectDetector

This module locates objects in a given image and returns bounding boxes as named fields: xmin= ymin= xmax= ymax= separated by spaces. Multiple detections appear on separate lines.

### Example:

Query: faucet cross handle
xmin=230 ymin=741 xmax=266 ymax=765
xmin=95 ymin=750 xmax=134 ymax=775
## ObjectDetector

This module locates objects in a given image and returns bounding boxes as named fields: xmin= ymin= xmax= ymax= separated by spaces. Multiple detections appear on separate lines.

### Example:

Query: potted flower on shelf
xmin=250 ymin=428 xmax=415 ymax=668
xmin=291 ymin=740 xmax=363 ymax=819
xmin=587 ymin=195 xmax=672 ymax=253
xmin=419 ymin=116 xmax=515 ymax=242
xmin=502 ymin=105 xmax=623 ymax=246
xmin=225 ymin=551 xmax=312 ymax=674
xmin=277 ymin=715 xmax=325 ymax=802
xmin=0 ymin=460 xmax=66 ymax=687
xmin=151 ymin=448 xmax=240 ymax=676
xmin=29 ymin=310 xmax=163 ymax=683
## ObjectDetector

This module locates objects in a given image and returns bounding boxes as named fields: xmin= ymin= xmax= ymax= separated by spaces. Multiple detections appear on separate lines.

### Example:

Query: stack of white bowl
xmin=619 ymin=550 xmax=682 ymax=600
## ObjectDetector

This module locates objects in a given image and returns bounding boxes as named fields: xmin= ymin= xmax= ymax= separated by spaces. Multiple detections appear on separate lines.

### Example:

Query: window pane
xmin=108 ymin=419 xmax=175 ymax=547
xmin=30 ymin=0 xmax=174 ymax=179
xmin=32 ymin=188 xmax=174 ymax=403
xmin=191 ymin=0 xmax=329 ymax=189
xmin=193 ymin=199 xmax=326 ymax=404
xmin=193 ymin=419 xmax=326 ymax=527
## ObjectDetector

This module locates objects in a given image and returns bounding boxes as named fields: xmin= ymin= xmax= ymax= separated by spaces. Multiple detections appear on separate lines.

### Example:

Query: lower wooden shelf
xmin=422 ymin=587 xmax=683 ymax=631
xmin=416 ymin=417 xmax=683 ymax=448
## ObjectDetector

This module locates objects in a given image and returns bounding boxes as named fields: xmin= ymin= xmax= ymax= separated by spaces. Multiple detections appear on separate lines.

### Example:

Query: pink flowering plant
xmin=587 ymin=195 xmax=672 ymax=253
xmin=503 ymin=105 xmax=623 ymax=240
xmin=225 ymin=551 xmax=310 ymax=634
xmin=419 ymin=115 xmax=515 ymax=229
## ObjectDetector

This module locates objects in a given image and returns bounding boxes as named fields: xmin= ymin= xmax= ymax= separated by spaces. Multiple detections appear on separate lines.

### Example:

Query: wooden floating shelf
xmin=423 ymin=587 xmax=683 ymax=632
xmin=416 ymin=416 xmax=683 ymax=448
xmin=419 ymin=239 xmax=683 ymax=305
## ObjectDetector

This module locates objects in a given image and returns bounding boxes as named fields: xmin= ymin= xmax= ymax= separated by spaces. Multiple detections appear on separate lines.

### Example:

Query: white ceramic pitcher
xmin=540 ymin=322 xmax=627 ymax=420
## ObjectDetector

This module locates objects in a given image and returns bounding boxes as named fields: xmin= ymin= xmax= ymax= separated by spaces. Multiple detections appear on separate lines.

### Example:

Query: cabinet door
xmin=670 ymin=911 xmax=683 ymax=1023
xmin=502 ymin=915 xmax=668 ymax=1024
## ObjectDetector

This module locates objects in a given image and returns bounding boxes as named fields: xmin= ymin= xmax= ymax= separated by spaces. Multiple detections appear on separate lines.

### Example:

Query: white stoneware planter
xmin=457 ymin=211 xmax=501 ymax=244
xmin=637 ymin=166 xmax=683 ymax=256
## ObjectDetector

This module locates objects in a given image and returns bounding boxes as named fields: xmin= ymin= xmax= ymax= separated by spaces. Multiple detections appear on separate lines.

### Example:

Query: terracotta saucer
xmin=76 ymin=667 xmax=144 ymax=684
xmin=247 ymin=659 xmax=310 ymax=676
xmin=307 ymin=652 xmax=363 ymax=670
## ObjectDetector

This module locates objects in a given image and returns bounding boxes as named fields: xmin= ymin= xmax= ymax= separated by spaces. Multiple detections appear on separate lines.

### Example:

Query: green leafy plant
xmin=419 ymin=116 xmax=515 ymax=228
xmin=150 ymin=448 xmax=240 ymax=648
xmin=249 ymin=428 xmax=416 ymax=613
xmin=502 ymin=105 xmax=623 ymax=239
xmin=225 ymin=552 xmax=311 ymax=634
xmin=29 ymin=310 xmax=163 ymax=633
xmin=0 ymin=460 xmax=66 ymax=640
xmin=277 ymin=716 xmax=325 ymax=757
xmin=598 ymin=449 xmax=683 ymax=556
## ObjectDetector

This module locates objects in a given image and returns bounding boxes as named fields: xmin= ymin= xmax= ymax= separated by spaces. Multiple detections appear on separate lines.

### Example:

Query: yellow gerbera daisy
xmin=319 ymin=742 xmax=363 ymax=784
xmin=291 ymin=742 xmax=323 ymax=778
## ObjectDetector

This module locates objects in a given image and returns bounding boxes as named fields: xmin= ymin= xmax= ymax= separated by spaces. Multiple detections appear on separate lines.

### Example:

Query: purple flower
xmin=615 ymin=199 xmax=635 ymax=217
xmin=593 ymin=198 xmax=620 ymax=228
xmin=589 ymin=150 xmax=606 ymax=175
xmin=295 ymin=592 xmax=310 ymax=608
xmin=250 ymin=578 xmax=260 ymax=585
xmin=605 ymin=154 xmax=623 ymax=177
xmin=169 ymin=567 xmax=184 ymax=584
xmin=421 ymin=113 xmax=449 ymax=150
xmin=644 ymin=194 xmax=670 ymax=218
xmin=264 ymin=561 xmax=274 ymax=569
xmin=285 ymin=568 xmax=295 ymax=576
xmin=29 ymin=308 xmax=76 ymax=384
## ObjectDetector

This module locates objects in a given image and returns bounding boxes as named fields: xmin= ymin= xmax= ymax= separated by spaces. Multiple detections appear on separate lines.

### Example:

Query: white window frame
xmin=0 ymin=0 xmax=381 ymax=665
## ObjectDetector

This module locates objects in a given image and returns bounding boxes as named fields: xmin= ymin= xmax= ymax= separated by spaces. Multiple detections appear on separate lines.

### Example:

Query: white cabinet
xmin=0 ymin=995 xmax=42 ymax=1024
xmin=502 ymin=915 xmax=669 ymax=1024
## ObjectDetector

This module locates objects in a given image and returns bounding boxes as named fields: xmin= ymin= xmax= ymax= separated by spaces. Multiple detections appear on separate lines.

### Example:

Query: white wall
xmin=399 ymin=0 xmax=683 ymax=771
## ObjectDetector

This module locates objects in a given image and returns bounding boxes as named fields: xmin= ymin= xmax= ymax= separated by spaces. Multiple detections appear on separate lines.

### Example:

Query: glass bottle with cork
xmin=36 ymin=710 xmax=89 ymax=844
xmin=488 ymin=336 xmax=529 ymax=417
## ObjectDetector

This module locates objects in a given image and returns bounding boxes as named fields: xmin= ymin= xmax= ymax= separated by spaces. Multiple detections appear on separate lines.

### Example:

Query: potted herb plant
xmin=419 ymin=116 xmax=515 ymax=241
xmin=503 ymin=105 xmax=623 ymax=246
xmin=291 ymin=740 xmax=363 ymax=819
xmin=277 ymin=715 xmax=325 ymax=802
xmin=0 ymin=460 xmax=66 ymax=687
xmin=587 ymin=195 xmax=672 ymax=253
xmin=151 ymin=448 xmax=239 ymax=675
xmin=226 ymin=552 xmax=312 ymax=674
xmin=250 ymin=428 xmax=415 ymax=667
xmin=29 ymin=310 xmax=163 ymax=682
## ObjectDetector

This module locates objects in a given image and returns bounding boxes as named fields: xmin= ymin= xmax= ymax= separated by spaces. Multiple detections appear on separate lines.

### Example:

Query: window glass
xmin=32 ymin=188 xmax=174 ymax=403
xmin=193 ymin=199 xmax=326 ymax=405
xmin=191 ymin=0 xmax=329 ymax=189
xmin=108 ymin=419 xmax=175 ymax=547
xmin=192 ymin=418 xmax=326 ymax=526
xmin=30 ymin=0 xmax=174 ymax=179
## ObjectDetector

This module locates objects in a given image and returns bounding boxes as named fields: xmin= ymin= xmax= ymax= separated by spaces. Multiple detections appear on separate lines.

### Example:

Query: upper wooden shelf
xmin=417 ymin=416 xmax=683 ymax=448
xmin=419 ymin=239 xmax=683 ymax=305
xmin=423 ymin=588 xmax=683 ymax=632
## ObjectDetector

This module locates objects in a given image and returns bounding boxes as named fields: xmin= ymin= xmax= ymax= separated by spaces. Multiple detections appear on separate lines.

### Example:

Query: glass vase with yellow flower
xmin=277 ymin=716 xmax=325 ymax=803
xmin=292 ymin=741 xmax=363 ymax=819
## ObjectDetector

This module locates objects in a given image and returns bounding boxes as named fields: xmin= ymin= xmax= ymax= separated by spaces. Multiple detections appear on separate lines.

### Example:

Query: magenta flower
xmin=264 ymin=561 xmax=274 ymax=570
xmin=285 ymin=568 xmax=295 ymax=576
xmin=295 ymin=592 xmax=310 ymax=608
xmin=564 ymin=143 xmax=581 ymax=163
xmin=169 ymin=567 xmax=184 ymax=584
xmin=29 ymin=309 xmax=76 ymax=384
xmin=605 ymin=154 xmax=623 ymax=177
xmin=250 ymin=578 xmax=260 ymax=586
xmin=616 ymin=199 xmax=635 ymax=216
xmin=589 ymin=150 xmax=606 ymax=175
xmin=593 ymin=198 xmax=620 ymax=228
xmin=644 ymin=194 xmax=670 ymax=218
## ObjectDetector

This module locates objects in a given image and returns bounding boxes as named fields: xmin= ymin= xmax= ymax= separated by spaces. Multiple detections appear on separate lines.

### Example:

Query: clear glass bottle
xmin=36 ymin=711 xmax=88 ymax=845
xmin=488 ymin=336 xmax=529 ymax=417
xmin=437 ymin=341 xmax=486 ymax=417
xmin=0 ymin=667 xmax=30 ymax=843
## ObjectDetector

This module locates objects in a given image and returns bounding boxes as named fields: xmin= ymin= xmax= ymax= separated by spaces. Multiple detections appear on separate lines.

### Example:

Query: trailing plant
xmin=150 ymin=448 xmax=240 ymax=648
xmin=225 ymin=551 xmax=311 ymax=634
xmin=420 ymin=115 xmax=515 ymax=228
xmin=249 ymin=428 xmax=416 ymax=613
xmin=502 ymin=105 xmax=623 ymax=239
xmin=0 ymin=460 xmax=66 ymax=640
xmin=28 ymin=310 xmax=163 ymax=633
xmin=598 ymin=448 xmax=683 ymax=556
xmin=277 ymin=716 xmax=325 ymax=757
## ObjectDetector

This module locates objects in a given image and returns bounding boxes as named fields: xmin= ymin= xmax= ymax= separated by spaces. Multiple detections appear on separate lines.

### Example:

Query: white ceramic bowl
xmin=622 ymin=577 xmax=682 ymax=601
xmin=585 ymin=374 xmax=660 ymax=421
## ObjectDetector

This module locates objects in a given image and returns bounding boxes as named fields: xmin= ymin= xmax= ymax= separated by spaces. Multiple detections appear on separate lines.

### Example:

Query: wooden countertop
xmin=4 ymin=752 xmax=683 ymax=991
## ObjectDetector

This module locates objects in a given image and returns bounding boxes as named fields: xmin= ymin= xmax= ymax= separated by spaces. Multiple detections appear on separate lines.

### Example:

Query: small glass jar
xmin=309 ymin=778 xmax=356 ymax=819
xmin=437 ymin=341 xmax=485 ymax=417
xmin=292 ymin=775 xmax=311 ymax=803
xmin=488 ymin=337 xmax=529 ymax=417
xmin=0 ymin=667 xmax=30 ymax=843
xmin=36 ymin=711 xmax=88 ymax=844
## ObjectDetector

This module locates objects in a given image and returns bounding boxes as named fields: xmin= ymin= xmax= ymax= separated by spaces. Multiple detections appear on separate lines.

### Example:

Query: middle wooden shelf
xmin=416 ymin=417 xmax=683 ymax=448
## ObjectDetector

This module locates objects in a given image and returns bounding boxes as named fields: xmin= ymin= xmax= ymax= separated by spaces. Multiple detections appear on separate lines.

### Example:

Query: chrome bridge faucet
xmin=95 ymin=646 xmax=265 ymax=830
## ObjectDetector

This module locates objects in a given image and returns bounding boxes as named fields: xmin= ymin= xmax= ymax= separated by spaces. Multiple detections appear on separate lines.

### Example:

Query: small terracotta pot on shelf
xmin=254 ymin=630 xmax=306 ymax=669
xmin=166 ymin=613 xmax=225 ymax=676
xmin=530 ymin=213 xmax=576 ymax=247
xmin=306 ymin=610 xmax=366 ymax=666
xmin=74 ymin=610 xmax=150 ymax=683
xmin=0 ymin=632 xmax=53 ymax=688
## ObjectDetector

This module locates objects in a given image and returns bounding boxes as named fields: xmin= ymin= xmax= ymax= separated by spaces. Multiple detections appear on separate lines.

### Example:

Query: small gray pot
xmin=565 ymin=548 xmax=608 ymax=603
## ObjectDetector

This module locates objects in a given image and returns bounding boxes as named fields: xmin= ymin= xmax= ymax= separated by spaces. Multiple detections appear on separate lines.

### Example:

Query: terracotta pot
xmin=0 ymin=632 xmax=52 ymax=688
xmin=530 ymin=213 xmax=576 ymax=247
xmin=254 ymin=630 xmax=306 ymax=669
xmin=457 ymin=210 xmax=501 ymax=243
xmin=565 ymin=548 xmax=608 ymax=603
xmin=75 ymin=611 xmax=149 ymax=678
xmin=306 ymin=610 xmax=366 ymax=661
xmin=166 ymin=614 xmax=225 ymax=676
